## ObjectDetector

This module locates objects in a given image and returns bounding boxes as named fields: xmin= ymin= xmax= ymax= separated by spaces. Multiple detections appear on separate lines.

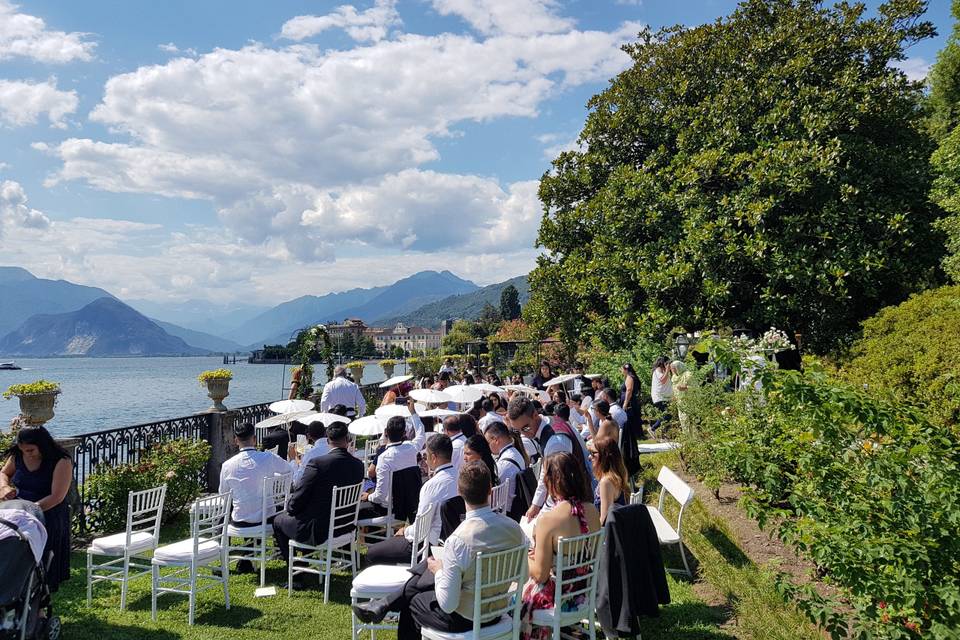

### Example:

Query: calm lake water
xmin=0 ymin=357 xmax=401 ymax=437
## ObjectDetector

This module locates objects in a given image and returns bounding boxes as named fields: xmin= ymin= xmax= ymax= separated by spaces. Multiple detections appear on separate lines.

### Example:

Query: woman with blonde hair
xmin=589 ymin=436 xmax=628 ymax=523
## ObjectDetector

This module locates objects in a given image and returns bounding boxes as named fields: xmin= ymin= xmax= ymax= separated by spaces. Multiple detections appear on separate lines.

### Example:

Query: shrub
xmin=580 ymin=336 xmax=668 ymax=397
xmin=842 ymin=286 xmax=960 ymax=432
xmin=3 ymin=380 xmax=60 ymax=399
xmin=197 ymin=369 xmax=232 ymax=384
xmin=83 ymin=438 xmax=211 ymax=533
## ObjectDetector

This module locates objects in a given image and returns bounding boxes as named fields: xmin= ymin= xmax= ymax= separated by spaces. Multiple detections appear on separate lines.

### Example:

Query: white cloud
xmin=893 ymin=57 xmax=931 ymax=82
xmin=0 ymin=78 xmax=77 ymax=128
xmin=538 ymin=132 xmax=581 ymax=159
xmin=158 ymin=42 xmax=197 ymax=56
xmin=0 ymin=179 xmax=50 ymax=237
xmin=429 ymin=0 xmax=573 ymax=36
xmin=281 ymin=0 xmax=401 ymax=43
xmin=0 ymin=0 xmax=95 ymax=63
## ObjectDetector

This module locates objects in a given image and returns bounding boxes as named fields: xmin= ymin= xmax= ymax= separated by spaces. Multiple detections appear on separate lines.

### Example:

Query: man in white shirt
xmin=366 ymin=434 xmax=458 ymax=566
xmin=442 ymin=415 xmax=467 ymax=471
xmin=353 ymin=461 xmax=525 ymax=640
xmin=484 ymin=420 xmax=526 ymax=508
xmin=601 ymin=388 xmax=629 ymax=429
xmin=359 ymin=410 xmax=426 ymax=520
xmin=438 ymin=358 xmax=455 ymax=375
xmin=218 ymin=421 xmax=290 ymax=573
xmin=319 ymin=365 xmax=367 ymax=415
xmin=286 ymin=420 xmax=332 ymax=484
xmin=476 ymin=398 xmax=504 ymax=433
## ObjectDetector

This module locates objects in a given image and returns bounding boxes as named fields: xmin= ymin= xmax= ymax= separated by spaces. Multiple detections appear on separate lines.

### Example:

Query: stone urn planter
xmin=347 ymin=362 xmax=364 ymax=385
xmin=198 ymin=369 xmax=233 ymax=412
xmin=4 ymin=381 xmax=61 ymax=427
xmin=380 ymin=360 xmax=396 ymax=379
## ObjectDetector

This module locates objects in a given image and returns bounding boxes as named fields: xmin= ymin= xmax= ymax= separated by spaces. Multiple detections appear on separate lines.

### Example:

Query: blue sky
xmin=0 ymin=0 xmax=952 ymax=306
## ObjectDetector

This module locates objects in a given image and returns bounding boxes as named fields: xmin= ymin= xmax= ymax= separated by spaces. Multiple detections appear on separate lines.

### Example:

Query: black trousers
xmin=366 ymin=535 xmax=412 ymax=566
xmin=357 ymin=501 xmax=389 ymax=521
xmin=383 ymin=571 xmax=479 ymax=640
xmin=272 ymin=513 xmax=308 ymax=561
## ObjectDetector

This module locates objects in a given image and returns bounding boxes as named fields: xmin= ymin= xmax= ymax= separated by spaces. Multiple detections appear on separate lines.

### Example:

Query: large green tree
xmin=499 ymin=284 xmax=521 ymax=320
xmin=931 ymin=1 xmax=960 ymax=281
xmin=531 ymin=0 xmax=942 ymax=354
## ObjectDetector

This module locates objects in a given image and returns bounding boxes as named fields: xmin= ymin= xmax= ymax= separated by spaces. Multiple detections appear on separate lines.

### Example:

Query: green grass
xmin=56 ymin=455 xmax=821 ymax=639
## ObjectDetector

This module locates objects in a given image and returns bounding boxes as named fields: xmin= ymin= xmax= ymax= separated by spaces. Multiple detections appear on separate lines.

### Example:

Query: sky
xmin=0 ymin=0 xmax=952 ymax=307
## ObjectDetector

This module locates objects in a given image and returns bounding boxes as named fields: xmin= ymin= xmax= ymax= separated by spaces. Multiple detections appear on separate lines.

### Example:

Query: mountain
xmin=0 ymin=297 xmax=208 ymax=357
xmin=153 ymin=321 xmax=245 ymax=353
xmin=234 ymin=270 xmax=479 ymax=347
xmin=0 ymin=266 xmax=117 ymax=337
xmin=127 ymin=299 xmax=268 ymax=336
xmin=381 ymin=275 xmax=530 ymax=327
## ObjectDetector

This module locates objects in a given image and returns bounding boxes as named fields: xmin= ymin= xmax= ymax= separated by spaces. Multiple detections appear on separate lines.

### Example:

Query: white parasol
xmin=419 ymin=408 xmax=463 ymax=418
xmin=543 ymin=374 xmax=581 ymax=388
xmin=502 ymin=384 xmax=539 ymax=396
xmin=471 ymin=383 xmax=503 ymax=395
xmin=269 ymin=399 xmax=315 ymax=414
xmin=410 ymin=388 xmax=453 ymax=404
xmin=255 ymin=410 xmax=315 ymax=431
xmin=299 ymin=412 xmax=353 ymax=427
xmin=444 ymin=385 xmax=484 ymax=405
xmin=584 ymin=373 xmax=603 ymax=380
xmin=348 ymin=415 xmax=386 ymax=436
xmin=375 ymin=404 xmax=412 ymax=419
xmin=379 ymin=374 xmax=414 ymax=389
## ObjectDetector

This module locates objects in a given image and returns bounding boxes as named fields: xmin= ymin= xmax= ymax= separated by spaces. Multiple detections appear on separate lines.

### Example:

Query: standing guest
xmin=320 ymin=365 xmax=367 ymax=416
xmin=359 ymin=409 xmax=426 ymax=520
xmin=455 ymin=413 xmax=478 ymax=439
xmin=519 ymin=452 xmax=601 ymax=640
xmin=590 ymin=437 xmax=628 ymax=524
xmin=620 ymin=363 xmax=642 ymax=436
xmin=484 ymin=420 xmax=528 ymax=507
xmin=650 ymin=357 xmax=673 ymax=433
xmin=442 ymin=415 xmax=467 ymax=471
xmin=489 ymin=393 xmax=507 ymax=416
xmin=600 ymin=388 xmax=629 ymax=430
xmin=468 ymin=398 xmax=484 ymax=423
xmin=353 ymin=461 xmax=526 ymax=640
xmin=272 ymin=421 xmax=363 ymax=572
xmin=0 ymin=427 xmax=73 ymax=592
xmin=366 ymin=435 xmax=458 ymax=566
xmin=287 ymin=420 xmax=331 ymax=484
xmin=671 ymin=361 xmax=694 ymax=430
xmin=288 ymin=367 xmax=303 ymax=400
xmin=219 ymin=421 xmax=290 ymax=573
xmin=531 ymin=361 xmax=554 ymax=391
xmin=510 ymin=374 xmax=524 ymax=386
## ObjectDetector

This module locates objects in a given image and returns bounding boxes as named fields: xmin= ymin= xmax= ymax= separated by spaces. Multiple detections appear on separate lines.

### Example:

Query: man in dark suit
xmin=272 ymin=421 xmax=363 ymax=569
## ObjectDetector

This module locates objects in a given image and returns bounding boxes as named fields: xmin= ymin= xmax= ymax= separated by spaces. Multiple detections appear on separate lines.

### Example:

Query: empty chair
xmin=288 ymin=482 xmax=363 ymax=603
xmin=629 ymin=488 xmax=644 ymax=505
xmin=528 ymin=529 xmax=605 ymax=640
xmin=151 ymin=492 xmax=232 ymax=625
xmin=490 ymin=481 xmax=511 ymax=515
xmin=421 ymin=544 xmax=528 ymax=640
xmin=86 ymin=484 xmax=167 ymax=610
xmin=647 ymin=466 xmax=695 ymax=577
xmin=227 ymin=472 xmax=291 ymax=587
xmin=350 ymin=502 xmax=437 ymax=640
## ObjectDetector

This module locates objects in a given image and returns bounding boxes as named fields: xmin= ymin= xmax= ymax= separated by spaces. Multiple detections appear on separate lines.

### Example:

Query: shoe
xmin=352 ymin=597 xmax=393 ymax=624
xmin=235 ymin=559 xmax=255 ymax=574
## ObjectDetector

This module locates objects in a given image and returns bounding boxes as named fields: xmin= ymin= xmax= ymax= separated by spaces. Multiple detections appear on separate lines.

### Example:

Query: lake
xmin=0 ymin=357 xmax=402 ymax=437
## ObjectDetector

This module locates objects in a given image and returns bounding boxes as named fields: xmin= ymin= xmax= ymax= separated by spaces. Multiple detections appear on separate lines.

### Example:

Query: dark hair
xmin=457 ymin=413 xmax=478 ymax=439
xmin=556 ymin=404 xmax=571 ymax=421
xmin=465 ymin=434 xmax=498 ymax=486
xmin=532 ymin=400 xmax=544 ymax=412
xmin=439 ymin=371 xmax=451 ymax=382
xmin=555 ymin=389 xmax=567 ymax=404
xmin=426 ymin=433 xmax=453 ymax=461
xmin=463 ymin=373 xmax=475 ymax=385
xmin=654 ymin=356 xmax=669 ymax=370
xmin=326 ymin=421 xmax=349 ymax=442
xmin=307 ymin=421 xmax=326 ymax=441
xmin=484 ymin=420 xmax=510 ymax=440
xmin=442 ymin=415 xmax=462 ymax=434
xmin=594 ymin=399 xmax=610 ymax=418
xmin=481 ymin=398 xmax=494 ymax=413
xmin=233 ymin=421 xmax=255 ymax=440
xmin=489 ymin=394 xmax=503 ymax=411
xmin=468 ymin=399 xmax=484 ymax=421
xmin=542 ymin=452 xmax=591 ymax=503
xmin=622 ymin=363 xmax=638 ymax=377
xmin=6 ymin=426 xmax=70 ymax=465
xmin=385 ymin=416 xmax=407 ymax=443
xmin=458 ymin=460 xmax=491 ymax=506
xmin=540 ymin=361 xmax=552 ymax=371
xmin=507 ymin=395 xmax=535 ymax=420
xmin=330 ymin=404 xmax=349 ymax=416
xmin=602 ymin=388 xmax=618 ymax=404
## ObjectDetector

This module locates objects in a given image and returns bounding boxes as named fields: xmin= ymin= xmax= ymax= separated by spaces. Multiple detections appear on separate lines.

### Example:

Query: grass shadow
xmin=638 ymin=600 xmax=736 ymax=639
xmin=62 ymin=613 xmax=182 ymax=640
xmin=701 ymin=524 xmax=750 ymax=568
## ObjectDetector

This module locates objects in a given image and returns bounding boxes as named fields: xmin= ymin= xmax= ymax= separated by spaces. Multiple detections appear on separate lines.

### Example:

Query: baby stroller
xmin=0 ymin=500 xmax=60 ymax=640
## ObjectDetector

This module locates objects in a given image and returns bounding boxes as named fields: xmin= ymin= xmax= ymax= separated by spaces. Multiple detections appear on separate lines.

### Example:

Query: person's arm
xmin=287 ymin=462 xmax=319 ymax=514
xmin=408 ymin=409 xmax=426 ymax=451
xmin=218 ymin=460 xmax=228 ymax=494
xmin=585 ymin=410 xmax=598 ymax=439
xmin=598 ymin=477 xmax=616 ymax=524
xmin=528 ymin=513 xmax=555 ymax=583
xmin=528 ymin=461 xmax=548 ymax=515
xmin=37 ymin=458 xmax=72 ymax=511
xmin=435 ymin=535 xmax=466 ymax=613
xmin=0 ymin=457 xmax=17 ymax=499
xmin=368 ymin=456 xmax=389 ymax=505
xmin=319 ymin=382 xmax=332 ymax=412
xmin=623 ymin=377 xmax=634 ymax=410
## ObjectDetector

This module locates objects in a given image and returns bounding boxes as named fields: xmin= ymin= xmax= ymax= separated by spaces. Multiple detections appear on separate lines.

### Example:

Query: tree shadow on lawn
xmin=61 ymin=613 xmax=182 ymax=640
xmin=701 ymin=524 xmax=750 ymax=568
xmin=639 ymin=600 xmax=736 ymax=639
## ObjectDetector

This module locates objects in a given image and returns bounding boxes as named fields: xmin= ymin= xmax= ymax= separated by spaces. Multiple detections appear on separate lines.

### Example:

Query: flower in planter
xmin=197 ymin=368 xmax=233 ymax=384
xmin=3 ymin=379 xmax=61 ymax=399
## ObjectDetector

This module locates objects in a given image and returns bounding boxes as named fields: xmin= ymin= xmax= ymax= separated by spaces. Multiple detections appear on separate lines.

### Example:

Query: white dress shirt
xmin=609 ymin=403 xmax=628 ymax=428
xmin=288 ymin=439 xmax=330 ymax=484
xmin=651 ymin=369 xmax=673 ymax=404
xmin=319 ymin=375 xmax=367 ymax=414
xmin=405 ymin=463 xmax=458 ymax=544
xmin=477 ymin=412 xmax=504 ymax=433
xmin=495 ymin=444 xmax=526 ymax=504
xmin=368 ymin=414 xmax=426 ymax=507
xmin=218 ymin=447 xmax=290 ymax=524
xmin=449 ymin=432 xmax=466 ymax=471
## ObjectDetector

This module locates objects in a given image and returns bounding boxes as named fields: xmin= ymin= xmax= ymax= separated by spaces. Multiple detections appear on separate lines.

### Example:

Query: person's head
xmin=425 ymin=433 xmax=452 ymax=470
xmin=481 ymin=398 xmax=494 ymax=414
xmin=384 ymin=416 xmax=407 ymax=443
xmin=444 ymin=358 xmax=453 ymax=366
xmin=555 ymin=389 xmax=567 ymax=404
xmin=555 ymin=403 xmax=571 ymax=422
xmin=483 ymin=420 xmax=511 ymax=454
xmin=334 ymin=365 xmax=347 ymax=378
xmin=591 ymin=376 xmax=604 ymax=391
xmin=601 ymin=388 xmax=618 ymax=405
xmin=458 ymin=460 xmax=491 ymax=509
xmin=671 ymin=360 xmax=686 ymax=374
xmin=591 ymin=437 xmax=629 ymax=492
xmin=307 ymin=421 xmax=326 ymax=443
xmin=507 ymin=395 xmax=539 ymax=437
xmin=489 ymin=394 xmax=503 ymax=411
xmin=622 ymin=363 xmax=637 ymax=378
xmin=579 ymin=384 xmax=593 ymax=399
xmin=457 ymin=413 xmax=479 ymax=439
xmin=654 ymin=356 xmax=669 ymax=371
xmin=438 ymin=371 xmax=451 ymax=384
xmin=325 ymin=421 xmax=350 ymax=448
xmin=464 ymin=434 xmax=497 ymax=485
xmin=233 ymin=421 xmax=256 ymax=447
xmin=442 ymin=415 xmax=462 ymax=436
xmin=573 ymin=362 xmax=585 ymax=374
xmin=6 ymin=426 xmax=69 ymax=463
xmin=463 ymin=373 xmax=475 ymax=385
xmin=542 ymin=452 xmax=592 ymax=503
xmin=594 ymin=399 xmax=611 ymax=419
xmin=539 ymin=361 xmax=552 ymax=378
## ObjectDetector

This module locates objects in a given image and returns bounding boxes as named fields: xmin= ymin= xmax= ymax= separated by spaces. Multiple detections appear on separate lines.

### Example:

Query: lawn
xmin=56 ymin=454 xmax=820 ymax=639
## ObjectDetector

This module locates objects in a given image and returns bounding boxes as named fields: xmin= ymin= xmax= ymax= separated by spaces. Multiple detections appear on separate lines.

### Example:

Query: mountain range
xmin=380 ymin=276 xmax=530 ymax=328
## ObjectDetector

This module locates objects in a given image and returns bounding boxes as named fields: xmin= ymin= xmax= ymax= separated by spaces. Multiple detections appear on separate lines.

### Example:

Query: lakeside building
xmin=365 ymin=322 xmax=443 ymax=354
xmin=324 ymin=318 xmax=368 ymax=340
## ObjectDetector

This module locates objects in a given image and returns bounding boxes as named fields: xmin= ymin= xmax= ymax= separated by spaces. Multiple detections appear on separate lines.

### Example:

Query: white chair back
xmin=409 ymin=502 xmax=436 ymax=566
xmin=261 ymin=472 xmax=292 ymax=526
xmin=553 ymin=529 xmax=604 ymax=621
xmin=656 ymin=466 xmax=694 ymax=533
xmin=127 ymin=484 xmax=167 ymax=548
xmin=329 ymin=483 xmax=364 ymax=543
xmin=629 ymin=488 xmax=644 ymax=505
xmin=490 ymin=482 xmax=510 ymax=514
xmin=363 ymin=439 xmax=378 ymax=465
xmin=191 ymin=493 xmax=231 ymax=555
xmin=470 ymin=544 xmax=528 ymax=631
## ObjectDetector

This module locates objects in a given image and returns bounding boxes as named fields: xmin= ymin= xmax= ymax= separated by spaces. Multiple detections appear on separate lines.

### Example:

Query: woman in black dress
xmin=0 ymin=426 xmax=73 ymax=592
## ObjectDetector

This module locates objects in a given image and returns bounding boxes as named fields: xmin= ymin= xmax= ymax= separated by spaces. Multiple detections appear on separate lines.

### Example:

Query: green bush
xmin=581 ymin=336 xmax=669 ymax=397
xmin=84 ymin=438 xmax=211 ymax=533
xmin=680 ymin=368 xmax=960 ymax=638
xmin=842 ymin=286 xmax=960 ymax=432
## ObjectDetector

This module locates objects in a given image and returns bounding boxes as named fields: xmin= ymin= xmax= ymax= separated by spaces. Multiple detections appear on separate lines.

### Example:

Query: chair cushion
xmin=227 ymin=523 xmax=268 ymax=538
xmin=422 ymin=616 xmax=512 ymax=640
xmin=530 ymin=604 xmax=592 ymax=626
xmin=351 ymin=564 xmax=412 ymax=595
xmin=646 ymin=505 xmax=681 ymax=544
xmin=290 ymin=531 xmax=355 ymax=552
xmin=152 ymin=537 xmax=221 ymax=564
xmin=89 ymin=531 xmax=156 ymax=556
xmin=358 ymin=516 xmax=401 ymax=528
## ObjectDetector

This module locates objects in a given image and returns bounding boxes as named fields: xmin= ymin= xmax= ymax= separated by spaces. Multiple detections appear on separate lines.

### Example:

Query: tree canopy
xmin=931 ymin=0 xmax=960 ymax=282
xmin=529 ymin=0 xmax=943 ymax=354
xmin=499 ymin=284 xmax=521 ymax=320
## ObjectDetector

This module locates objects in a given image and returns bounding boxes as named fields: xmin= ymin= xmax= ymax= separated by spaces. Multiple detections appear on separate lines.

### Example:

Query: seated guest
xmin=287 ymin=420 xmax=330 ymax=484
xmin=442 ymin=415 xmax=467 ymax=471
xmin=359 ymin=408 xmax=426 ymax=520
xmin=272 ymin=421 xmax=364 ymax=571
xmin=601 ymin=388 xmax=628 ymax=430
xmin=477 ymin=398 xmax=504 ymax=433
xmin=366 ymin=434 xmax=458 ymax=566
xmin=519 ymin=452 xmax=601 ymax=639
xmin=439 ymin=434 xmax=501 ymax=538
xmin=354 ymin=461 xmax=526 ymax=640
xmin=219 ymin=422 xmax=290 ymax=573
xmin=588 ymin=400 xmax=620 ymax=443
xmin=485 ymin=420 xmax=527 ymax=507
xmin=590 ymin=437 xmax=628 ymax=523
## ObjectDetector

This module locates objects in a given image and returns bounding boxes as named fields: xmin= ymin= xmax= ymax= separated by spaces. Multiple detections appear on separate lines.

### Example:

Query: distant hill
xmin=154 ymin=320 xmax=245 ymax=353
xmin=381 ymin=275 xmax=529 ymax=327
xmin=128 ymin=299 xmax=268 ymax=336
xmin=0 ymin=297 xmax=208 ymax=357
xmin=236 ymin=270 xmax=479 ymax=347
xmin=0 ymin=266 xmax=117 ymax=337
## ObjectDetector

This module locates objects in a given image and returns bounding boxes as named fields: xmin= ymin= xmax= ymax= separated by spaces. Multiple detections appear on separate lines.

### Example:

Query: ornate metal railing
xmin=233 ymin=402 xmax=272 ymax=426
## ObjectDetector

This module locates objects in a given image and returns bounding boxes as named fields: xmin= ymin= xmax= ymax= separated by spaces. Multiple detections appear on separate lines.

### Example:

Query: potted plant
xmin=3 ymin=380 xmax=61 ymax=426
xmin=197 ymin=369 xmax=232 ymax=411
xmin=346 ymin=361 xmax=365 ymax=384
xmin=379 ymin=359 xmax=396 ymax=378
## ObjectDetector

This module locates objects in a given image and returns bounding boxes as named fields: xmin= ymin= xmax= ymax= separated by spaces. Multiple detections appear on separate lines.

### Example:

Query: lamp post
xmin=674 ymin=334 xmax=691 ymax=360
